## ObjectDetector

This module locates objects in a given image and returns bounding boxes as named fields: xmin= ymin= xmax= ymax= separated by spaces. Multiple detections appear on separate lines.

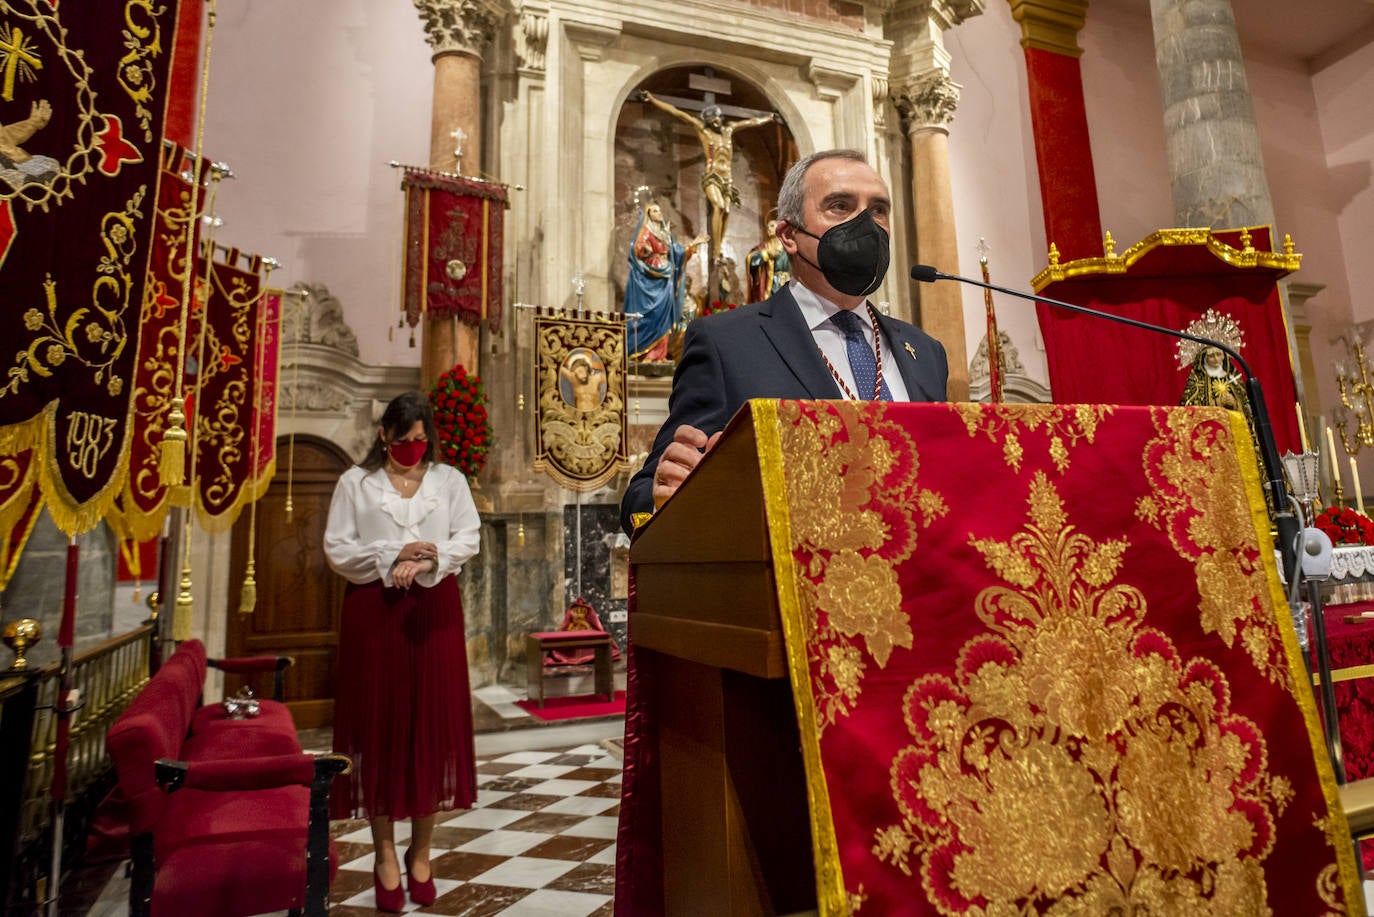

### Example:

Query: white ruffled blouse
xmin=323 ymin=463 xmax=481 ymax=588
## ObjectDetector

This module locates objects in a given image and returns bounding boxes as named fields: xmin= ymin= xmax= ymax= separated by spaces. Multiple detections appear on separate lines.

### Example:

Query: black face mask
xmin=792 ymin=208 xmax=890 ymax=297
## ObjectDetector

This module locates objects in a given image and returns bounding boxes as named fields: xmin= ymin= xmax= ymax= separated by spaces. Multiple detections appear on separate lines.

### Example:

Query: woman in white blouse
xmin=323 ymin=391 xmax=481 ymax=912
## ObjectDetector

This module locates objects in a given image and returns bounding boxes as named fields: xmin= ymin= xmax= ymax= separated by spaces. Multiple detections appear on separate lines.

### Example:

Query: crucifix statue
xmin=634 ymin=72 xmax=781 ymax=300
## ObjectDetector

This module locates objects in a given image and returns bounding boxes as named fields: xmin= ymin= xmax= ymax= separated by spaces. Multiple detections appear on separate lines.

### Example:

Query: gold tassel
xmin=173 ymin=559 xmax=194 ymax=641
xmin=238 ymin=560 xmax=257 ymax=614
xmin=517 ymin=520 xmax=525 ymax=547
xmin=159 ymin=398 xmax=188 ymax=486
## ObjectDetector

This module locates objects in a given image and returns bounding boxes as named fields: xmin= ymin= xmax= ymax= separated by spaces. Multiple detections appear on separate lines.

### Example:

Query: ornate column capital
xmin=414 ymin=0 xmax=508 ymax=59
xmin=886 ymin=0 xmax=985 ymax=30
xmin=893 ymin=73 xmax=961 ymax=135
xmin=1006 ymin=0 xmax=1089 ymax=57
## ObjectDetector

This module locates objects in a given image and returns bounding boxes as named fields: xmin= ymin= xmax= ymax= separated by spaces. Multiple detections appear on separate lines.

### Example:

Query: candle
xmin=1328 ymin=426 xmax=1343 ymax=498
xmin=1353 ymin=456 xmax=1365 ymax=514
xmin=1296 ymin=402 xmax=1310 ymax=452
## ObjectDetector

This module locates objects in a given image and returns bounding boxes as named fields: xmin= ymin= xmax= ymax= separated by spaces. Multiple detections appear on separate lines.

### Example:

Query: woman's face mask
xmin=791 ymin=208 xmax=890 ymax=297
xmin=387 ymin=438 xmax=427 ymax=468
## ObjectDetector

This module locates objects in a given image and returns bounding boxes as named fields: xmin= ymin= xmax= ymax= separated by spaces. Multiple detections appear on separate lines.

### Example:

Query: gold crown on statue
xmin=1176 ymin=308 xmax=1244 ymax=368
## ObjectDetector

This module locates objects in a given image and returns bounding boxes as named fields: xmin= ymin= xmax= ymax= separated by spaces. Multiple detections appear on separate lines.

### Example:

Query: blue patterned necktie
xmin=830 ymin=308 xmax=892 ymax=401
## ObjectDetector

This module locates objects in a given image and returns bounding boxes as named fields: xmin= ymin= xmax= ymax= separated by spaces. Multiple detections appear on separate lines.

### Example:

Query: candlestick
xmin=1328 ymin=425 xmax=1346 ymax=505
xmin=1297 ymin=402 xmax=1310 ymax=452
xmin=1353 ymin=456 xmax=1365 ymax=514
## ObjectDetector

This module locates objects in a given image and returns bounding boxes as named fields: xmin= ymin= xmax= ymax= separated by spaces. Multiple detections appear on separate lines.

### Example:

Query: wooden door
xmin=226 ymin=436 xmax=351 ymax=728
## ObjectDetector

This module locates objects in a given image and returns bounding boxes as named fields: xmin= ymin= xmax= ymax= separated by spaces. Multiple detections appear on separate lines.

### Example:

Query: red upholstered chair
xmin=526 ymin=598 xmax=619 ymax=707
xmin=105 ymin=639 xmax=346 ymax=917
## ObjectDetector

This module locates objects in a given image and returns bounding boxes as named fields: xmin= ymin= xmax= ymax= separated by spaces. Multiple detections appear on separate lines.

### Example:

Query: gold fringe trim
xmin=752 ymin=400 xmax=848 ymax=916
xmin=37 ymin=405 xmax=135 ymax=537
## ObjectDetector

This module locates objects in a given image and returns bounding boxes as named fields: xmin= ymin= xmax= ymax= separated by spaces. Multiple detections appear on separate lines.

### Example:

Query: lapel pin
xmin=904 ymin=342 xmax=918 ymax=360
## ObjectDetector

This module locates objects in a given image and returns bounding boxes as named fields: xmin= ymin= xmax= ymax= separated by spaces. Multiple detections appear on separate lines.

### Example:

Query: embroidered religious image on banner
xmin=533 ymin=312 xmax=630 ymax=492
xmin=0 ymin=0 xmax=183 ymax=534
xmin=400 ymin=168 xmax=507 ymax=332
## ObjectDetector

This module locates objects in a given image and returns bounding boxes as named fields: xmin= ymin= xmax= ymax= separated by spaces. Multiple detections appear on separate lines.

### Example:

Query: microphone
xmin=910 ymin=263 xmax=1301 ymax=583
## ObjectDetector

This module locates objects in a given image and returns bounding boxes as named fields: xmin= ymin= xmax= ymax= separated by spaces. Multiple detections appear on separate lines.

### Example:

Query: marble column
xmin=413 ymin=0 xmax=506 ymax=388
xmin=894 ymin=73 xmax=971 ymax=401
xmin=1149 ymin=0 xmax=1274 ymax=228
xmin=1006 ymin=0 xmax=1103 ymax=261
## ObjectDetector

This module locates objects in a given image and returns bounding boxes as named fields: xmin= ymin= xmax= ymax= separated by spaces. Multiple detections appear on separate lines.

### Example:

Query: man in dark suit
xmin=619 ymin=149 xmax=949 ymax=532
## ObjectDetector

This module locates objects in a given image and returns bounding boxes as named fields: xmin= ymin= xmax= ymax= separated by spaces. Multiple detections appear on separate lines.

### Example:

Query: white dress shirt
xmin=324 ymin=463 xmax=481 ymax=589
xmin=789 ymin=281 xmax=911 ymax=401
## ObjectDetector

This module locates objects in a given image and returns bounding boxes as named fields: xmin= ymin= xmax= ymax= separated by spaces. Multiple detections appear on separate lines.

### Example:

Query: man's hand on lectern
xmin=652 ymin=425 xmax=722 ymax=510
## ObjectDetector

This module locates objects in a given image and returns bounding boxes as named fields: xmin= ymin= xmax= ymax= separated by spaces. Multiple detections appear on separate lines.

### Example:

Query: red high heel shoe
xmin=373 ymin=866 xmax=406 ymax=913
xmin=405 ymin=846 xmax=437 ymax=906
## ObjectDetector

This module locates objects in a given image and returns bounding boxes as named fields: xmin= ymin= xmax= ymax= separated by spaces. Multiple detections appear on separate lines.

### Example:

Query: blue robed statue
xmin=625 ymin=199 xmax=705 ymax=361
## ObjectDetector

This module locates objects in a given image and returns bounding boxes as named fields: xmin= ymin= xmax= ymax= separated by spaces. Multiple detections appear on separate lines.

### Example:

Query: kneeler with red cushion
xmin=620 ymin=400 xmax=1362 ymax=916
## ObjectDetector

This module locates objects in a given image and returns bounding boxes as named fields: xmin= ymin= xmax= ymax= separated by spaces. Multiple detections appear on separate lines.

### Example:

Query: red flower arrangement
xmin=1314 ymin=505 xmax=1374 ymax=546
xmin=429 ymin=364 xmax=493 ymax=478
xmin=701 ymin=300 xmax=738 ymax=317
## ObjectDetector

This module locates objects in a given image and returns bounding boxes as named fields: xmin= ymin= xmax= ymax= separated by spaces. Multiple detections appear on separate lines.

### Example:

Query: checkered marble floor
xmin=326 ymin=744 xmax=621 ymax=916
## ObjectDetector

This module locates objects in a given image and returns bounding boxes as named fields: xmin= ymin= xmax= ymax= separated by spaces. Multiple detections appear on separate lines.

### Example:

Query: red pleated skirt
xmin=331 ymin=575 xmax=477 ymax=820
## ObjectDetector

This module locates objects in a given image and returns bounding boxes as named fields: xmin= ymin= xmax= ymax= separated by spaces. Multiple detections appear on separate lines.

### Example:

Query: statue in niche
xmin=624 ymin=196 xmax=705 ymax=361
xmin=634 ymin=90 xmax=780 ymax=287
xmin=746 ymin=219 xmax=791 ymax=302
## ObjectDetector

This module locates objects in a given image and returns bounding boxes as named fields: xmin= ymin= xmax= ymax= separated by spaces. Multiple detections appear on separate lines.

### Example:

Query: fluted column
xmin=1007 ymin=0 xmax=1102 ymax=261
xmin=1149 ymin=0 xmax=1274 ymax=227
xmin=414 ymin=0 xmax=505 ymax=388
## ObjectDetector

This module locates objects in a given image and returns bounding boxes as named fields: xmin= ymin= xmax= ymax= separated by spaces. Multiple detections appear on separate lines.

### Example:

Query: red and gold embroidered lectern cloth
xmin=750 ymin=400 xmax=1359 ymax=915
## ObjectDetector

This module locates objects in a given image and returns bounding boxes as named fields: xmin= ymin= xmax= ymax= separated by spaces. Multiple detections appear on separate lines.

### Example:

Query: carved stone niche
xmin=968 ymin=331 xmax=1051 ymax=404
xmin=276 ymin=282 xmax=420 ymax=460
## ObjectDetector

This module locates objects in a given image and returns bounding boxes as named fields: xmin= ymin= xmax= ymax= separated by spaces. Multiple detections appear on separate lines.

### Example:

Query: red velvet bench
xmin=105 ymin=639 xmax=347 ymax=917
xmin=526 ymin=630 xmax=614 ymax=707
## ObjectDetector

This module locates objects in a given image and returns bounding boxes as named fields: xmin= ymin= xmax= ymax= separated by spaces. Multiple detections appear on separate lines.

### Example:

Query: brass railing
xmin=15 ymin=625 xmax=154 ymax=845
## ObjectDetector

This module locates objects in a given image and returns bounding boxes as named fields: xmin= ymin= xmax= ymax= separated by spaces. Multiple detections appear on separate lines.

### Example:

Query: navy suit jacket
xmin=619 ymin=285 xmax=949 ymax=531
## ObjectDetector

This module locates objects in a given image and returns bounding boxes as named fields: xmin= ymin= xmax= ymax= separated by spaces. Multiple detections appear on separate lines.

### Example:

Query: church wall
xmin=1312 ymin=40 xmax=1374 ymax=326
xmin=1245 ymin=43 xmax=1360 ymax=464
xmin=945 ymin=2 xmax=1051 ymax=390
xmin=202 ymin=0 xmax=432 ymax=368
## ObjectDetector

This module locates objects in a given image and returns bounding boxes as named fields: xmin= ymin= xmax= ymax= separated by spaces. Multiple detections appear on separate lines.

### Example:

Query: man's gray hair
xmin=774 ymin=149 xmax=869 ymax=230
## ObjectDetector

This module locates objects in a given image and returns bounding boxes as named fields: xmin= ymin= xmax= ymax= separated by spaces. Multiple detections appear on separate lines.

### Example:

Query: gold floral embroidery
xmin=874 ymin=471 xmax=1290 ymax=914
xmin=1136 ymin=407 xmax=1289 ymax=685
xmin=953 ymin=403 xmax=1112 ymax=473
xmin=779 ymin=400 xmax=944 ymax=730
xmin=4 ymin=190 xmax=144 ymax=398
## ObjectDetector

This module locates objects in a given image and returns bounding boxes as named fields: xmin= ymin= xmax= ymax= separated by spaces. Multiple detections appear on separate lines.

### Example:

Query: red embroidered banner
xmin=0 ymin=0 xmax=183 ymax=534
xmin=754 ymin=400 xmax=1358 ymax=915
xmin=180 ymin=249 xmax=264 ymax=532
xmin=248 ymin=289 xmax=282 ymax=491
xmin=0 ymin=450 xmax=42 ymax=592
xmin=401 ymin=168 xmax=507 ymax=332
xmin=117 ymin=142 xmax=208 ymax=542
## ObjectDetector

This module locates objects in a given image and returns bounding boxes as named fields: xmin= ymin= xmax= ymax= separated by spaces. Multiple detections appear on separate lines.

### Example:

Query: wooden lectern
xmin=629 ymin=407 xmax=817 ymax=917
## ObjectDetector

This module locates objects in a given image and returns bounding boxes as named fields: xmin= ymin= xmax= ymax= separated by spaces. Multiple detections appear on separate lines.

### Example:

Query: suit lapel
xmin=876 ymin=310 xmax=943 ymax=402
xmin=759 ymin=287 xmax=843 ymax=398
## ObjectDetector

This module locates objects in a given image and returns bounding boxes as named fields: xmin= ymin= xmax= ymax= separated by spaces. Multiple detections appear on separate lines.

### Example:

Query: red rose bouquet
xmin=429 ymin=364 xmax=493 ymax=478
xmin=1314 ymin=505 xmax=1374 ymax=546
xmin=701 ymin=300 xmax=738 ymax=317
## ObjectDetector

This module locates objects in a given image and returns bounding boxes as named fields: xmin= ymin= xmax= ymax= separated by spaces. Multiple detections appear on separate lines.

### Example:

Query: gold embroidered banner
xmin=116 ymin=142 xmax=207 ymax=542
xmin=0 ymin=0 xmax=183 ymax=534
xmin=179 ymin=248 xmax=264 ymax=533
xmin=532 ymin=311 xmax=630 ymax=493
xmin=751 ymin=401 xmax=1359 ymax=915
